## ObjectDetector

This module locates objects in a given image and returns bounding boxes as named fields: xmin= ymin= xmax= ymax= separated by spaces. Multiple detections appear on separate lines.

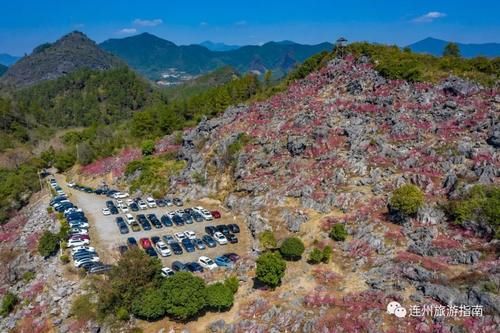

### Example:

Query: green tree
xmin=258 ymin=230 xmax=277 ymax=250
xmin=38 ymin=230 xmax=60 ymax=257
xmin=161 ymin=272 xmax=207 ymax=320
xmin=329 ymin=224 xmax=348 ymax=241
xmin=131 ymin=288 xmax=167 ymax=320
xmin=256 ymin=252 xmax=286 ymax=288
xmin=141 ymin=140 xmax=155 ymax=156
xmin=224 ymin=275 xmax=239 ymax=294
xmin=389 ymin=184 xmax=425 ymax=216
xmin=71 ymin=294 xmax=97 ymax=321
xmin=76 ymin=142 xmax=95 ymax=165
xmin=279 ymin=237 xmax=305 ymax=260
xmin=0 ymin=292 xmax=18 ymax=316
xmin=206 ymin=282 xmax=234 ymax=312
xmin=308 ymin=248 xmax=324 ymax=264
xmin=443 ymin=42 xmax=461 ymax=58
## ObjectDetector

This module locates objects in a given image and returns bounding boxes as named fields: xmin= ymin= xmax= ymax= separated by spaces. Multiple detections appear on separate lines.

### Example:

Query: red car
xmin=139 ymin=238 xmax=152 ymax=249
xmin=211 ymin=210 xmax=221 ymax=219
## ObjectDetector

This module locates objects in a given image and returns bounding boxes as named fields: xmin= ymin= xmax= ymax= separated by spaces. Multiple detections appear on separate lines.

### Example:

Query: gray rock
xmin=287 ymin=135 xmax=310 ymax=156
xmin=417 ymin=204 xmax=445 ymax=225
xmin=402 ymin=265 xmax=437 ymax=282
xmin=282 ymin=209 xmax=308 ymax=232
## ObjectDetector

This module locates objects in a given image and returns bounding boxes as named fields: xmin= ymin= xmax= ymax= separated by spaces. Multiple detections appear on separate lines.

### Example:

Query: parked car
xmin=119 ymin=203 xmax=129 ymax=213
xmin=228 ymin=224 xmax=240 ymax=233
xmin=223 ymin=253 xmax=240 ymax=262
xmin=69 ymin=221 xmax=89 ymax=229
xmin=74 ymin=256 xmax=100 ymax=267
xmin=213 ymin=232 xmax=228 ymax=245
xmin=88 ymin=263 xmax=112 ymax=274
xmin=171 ymin=261 xmax=187 ymax=272
xmin=216 ymin=224 xmax=230 ymax=235
xmin=173 ymin=198 xmax=183 ymax=206
xmin=130 ymin=222 xmax=141 ymax=232
xmin=202 ymin=235 xmax=217 ymax=248
xmin=138 ymin=215 xmax=152 ymax=230
xmin=198 ymin=256 xmax=217 ymax=270
xmin=71 ymin=246 xmax=95 ymax=255
xmin=105 ymin=200 xmax=115 ymax=208
xmin=117 ymin=222 xmax=129 ymax=234
xmin=161 ymin=267 xmax=175 ymax=277
xmin=174 ymin=232 xmax=187 ymax=242
xmin=138 ymin=201 xmax=148 ymax=210
xmin=172 ymin=214 xmax=184 ymax=226
xmin=146 ymin=197 xmax=157 ymax=208
xmin=194 ymin=238 xmax=206 ymax=250
xmin=145 ymin=247 xmax=158 ymax=257
xmin=113 ymin=192 xmax=129 ymax=199
xmin=164 ymin=198 xmax=173 ymax=206
xmin=147 ymin=214 xmax=162 ymax=228
xmin=156 ymin=199 xmax=166 ymax=207
xmin=127 ymin=237 xmax=138 ymax=247
xmin=69 ymin=234 xmax=90 ymax=241
xmin=125 ymin=214 xmax=135 ymax=225
xmin=182 ymin=213 xmax=194 ymax=224
xmin=162 ymin=234 xmax=176 ymax=244
xmin=151 ymin=236 xmax=161 ymax=244
xmin=194 ymin=206 xmax=213 ymax=220
xmin=109 ymin=206 xmax=119 ymax=215
xmin=214 ymin=255 xmax=233 ymax=267
xmin=129 ymin=202 xmax=139 ymax=212
xmin=170 ymin=242 xmax=183 ymax=255
xmin=156 ymin=241 xmax=172 ymax=257
xmin=226 ymin=233 xmax=238 ymax=244
xmin=192 ymin=212 xmax=204 ymax=222
xmin=161 ymin=215 xmax=173 ymax=227
xmin=211 ymin=211 xmax=222 ymax=219
xmin=140 ymin=238 xmax=152 ymax=249
xmin=181 ymin=238 xmax=195 ymax=252
xmin=185 ymin=262 xmax=204 ymax=273
xmin=184 ymin=230 xmax=196 ymax=240
xmin=205 ymin=226 xmax=217 ymax=236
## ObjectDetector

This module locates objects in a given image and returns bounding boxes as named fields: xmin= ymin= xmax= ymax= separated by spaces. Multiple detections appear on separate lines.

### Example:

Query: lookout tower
xmin=335 ymin=37 xmax=348 ymax=57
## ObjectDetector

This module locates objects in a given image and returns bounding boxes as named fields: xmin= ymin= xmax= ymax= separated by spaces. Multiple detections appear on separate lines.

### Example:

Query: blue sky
xmin=1 ymin=0 xmax=499 ymax=55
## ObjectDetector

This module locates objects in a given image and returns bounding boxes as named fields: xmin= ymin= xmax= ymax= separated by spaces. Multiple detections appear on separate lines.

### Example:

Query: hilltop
xmin=0 ymin=31 xmax=124 ymax=87
xmin=408 ymin=37 xmax=500 ymax=58
xmin=100 ymin=32 xmax=333 ymax=79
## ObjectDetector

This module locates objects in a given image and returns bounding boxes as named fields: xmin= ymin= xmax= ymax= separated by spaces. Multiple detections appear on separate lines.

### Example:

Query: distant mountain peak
xmin=199 ymin=41 xmax=240 ymax=51
xmin=1 ymin=32 xmax=123 ymax=87
xmin=407 ymin=37 xmax=500 ymax=58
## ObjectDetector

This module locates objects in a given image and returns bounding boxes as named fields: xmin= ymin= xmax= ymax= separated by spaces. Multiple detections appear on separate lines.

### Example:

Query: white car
xmin=56 ymin=189 xmax=65 ymax=196
xmin=161 ymin=267 xmax=175 ymax=277
xmin=74 ymin=256 xmax=100 ymax=267
xmin=70 ymin=222 xmax=89 ymax=229
xmin=213 ymin=232 xmax=228 ymax=245
xmin=113 ymin=192 xmax=129 ymax=199
xmin=67 ymin=239 xmax=90 ymax=247
xmin=138 ymin=201 xmax=148 ymax=210
xmin=71 ymin=246 xmax=95 ymax=254
xmin=155 ymin=242 xmax=172 ymax=257
xmin=70 ymin=228 xmax=88 ymax=235
xmin=184 ymin=230 xmax=196 ymax=240
xmin=174 ymin=232 xmax=187 ymax=242
xmin=120 ymin=203 xmax=129 ymax=213
xmin=102 ymin=207 xmax=111 ymax=216
xmin=194 ymin=206 xmax=213 ymax=220
xmin=198 ymin=256 xmax=218 ymax=270
xmin=67 ymin=182 xmax=75 ymax=187
xmin=146 ymin=197 xmax=157 ymax=208
xmin=125 ymin=214 xmax=135 ymax=225
xmin=126 ymin=199 xmax=134 ymax=205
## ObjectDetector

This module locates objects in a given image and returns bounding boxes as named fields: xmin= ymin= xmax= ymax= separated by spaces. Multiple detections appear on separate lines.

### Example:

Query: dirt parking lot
xmin=55 ymin=175 xmax=251 ymax=268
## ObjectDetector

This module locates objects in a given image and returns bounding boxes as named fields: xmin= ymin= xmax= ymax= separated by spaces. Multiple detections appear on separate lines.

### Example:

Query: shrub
xmin=224 ymin=275 xmax=239 ymax=294
xmin=71 ymin=294 xmax=96 ymax=321
xmin=37 ymin=231 xmax=60 ymax=257
xmin=22 ymin=271 xmax=36 ymax=282
xmin=0 ymin=292 xmax=18 ymax=316
xmin=308 ymin=248 xmax=324 ymax=264
xmin=141 ymin=140 xmax=155 ymax=156
xmin=329 ymin=224 xmax=347 ymax=241
xmin=131 ymin=288 xmax=166 ymax=320
xmin=116 ymin=307 xmax=130 ymax=321
xmin=206 ymin=282 xmax=234 ymax=312
xmin=161 ymin=272 xmax=207 ymax=320
xmin=322 ymin=246 xmax=332 ymax=263
xmin=192 ymin=172 xmax=207 ymax=186
xmin=60 ymin=254 xmax=70 ymax=264
xmin=389 ymin=184 xmax=424 ymax=216
xmin=279 ymin=237 xmax=305 ymax=260
xmin=46 ymin=207 xmax=53 ymax=214
xmin=258 ymin=230 xmax=277 ymax=250
xmin=256 ymin=252 xmax=286 ymax=288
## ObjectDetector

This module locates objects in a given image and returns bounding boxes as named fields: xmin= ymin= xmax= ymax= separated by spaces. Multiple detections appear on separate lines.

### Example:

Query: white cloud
xmin=412 ymin=11 xmax=447 ymax=23
xmin=118 ymin=28 xmax=137 ymax=34
xmin=133 ymin=18 xmax=163 ymax=27
xmin=200 ymin=21 xmax=208 ymax=27
xmin=235 ymin=20 xmax=247 ymax=26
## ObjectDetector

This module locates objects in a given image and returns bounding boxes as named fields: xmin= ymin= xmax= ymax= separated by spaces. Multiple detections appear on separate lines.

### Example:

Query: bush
xmin=60 ymin=254 xmax=70 ymax=264
xmin=308 ymin=248 xmax=324 ymax=264
xmin=71 ymin=294 xmax=96 ymax=321
xmin=37 ymin=231 xmax=60 ymax=257
xmin=279 ymin=237 xmax=305 ymax=260
xmin=131 ymin=288 xmax=166 ymax=320
xmin=161 ymin=272 xmax=207 ymax=320
xmin=224 ymin=275 xmax=239 ymax=294
xmin=329 ymin=224 xmax=347 ymax=241
xmin=116 ymin=307 xmax=130 ymax=321
xmin=256 ymin=252 xmax=286 ymax=288
xmin=322 ymin=246 xmax=332 ymax=263
xmin=258 ymin=230 xmax=277 ymax=250
xmin=141 ymin=140 xmax=155 ymax=156
xmin=0 ymin=292 xmax=18 ymax=316
xmin=206 ymin=282 xmax=234 ymax=312
xmin=22 ymin=271 xmax=36 ymax=282
xmin=389 ymin=184 xmax=424 ymax=216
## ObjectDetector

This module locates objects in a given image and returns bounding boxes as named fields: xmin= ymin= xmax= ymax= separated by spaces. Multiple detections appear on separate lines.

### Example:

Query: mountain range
xmin=199 ymin=41 xmax=240 ymax=52
xmin=0 ymin=32 xmax=124 ymax=87
xmin=407 ymin=37 xmax=500 ymax=58
xmin=0 ymin=53 xmax=20 ymax=66
xmin=100 ymin=33 xmax=333 ymax=79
